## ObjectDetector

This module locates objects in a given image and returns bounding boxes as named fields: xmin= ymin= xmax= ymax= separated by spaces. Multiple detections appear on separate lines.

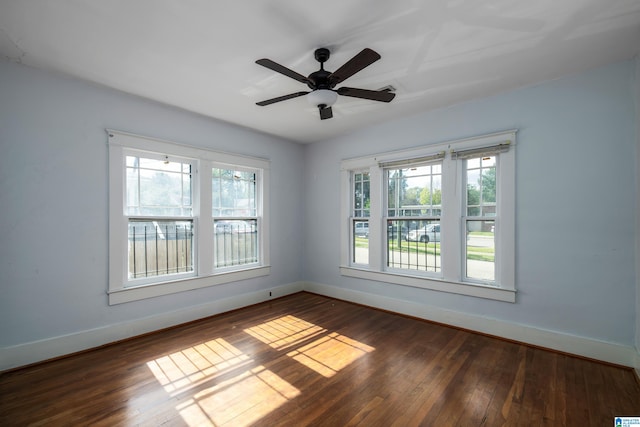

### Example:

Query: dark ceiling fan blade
xmin=337 ymin=87 xmax=396 ymax=102
xmin=329 ymin=48 xmax=381 ymax=87
xmin=256 ymin=91 xmax=309 ymax=106
xmin=319 ymin=106 xmax=333 ymax=120
xmin=255 ymin=58 xmax=310 ymax=85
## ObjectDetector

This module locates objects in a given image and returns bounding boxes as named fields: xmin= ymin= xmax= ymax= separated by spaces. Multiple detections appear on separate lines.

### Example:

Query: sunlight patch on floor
xmin=245 ymin=315 xmax=375 ymax=378
xmin=244 ymin=314 xmax=326 ymax=350
xmin=146 ymin=338 xmax=300 ymax=426
xmin=146 ymin=337 xmax=251 ymax=394
xmin=287 ymin=331 xmax=375 ymax=377
xmin=146 ymin=316 xmax=374 ymax=426
xmin=176 ymin=365 xmax=300 ymax=427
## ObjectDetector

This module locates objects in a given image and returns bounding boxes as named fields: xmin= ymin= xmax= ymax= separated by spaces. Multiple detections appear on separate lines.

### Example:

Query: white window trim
xmin=108 ymin=129 xmax=270 ymax=305
xmin=340 ymin=130 xmax=516 ymax=303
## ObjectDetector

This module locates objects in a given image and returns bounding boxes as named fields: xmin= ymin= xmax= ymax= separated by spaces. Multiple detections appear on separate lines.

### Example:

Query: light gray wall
xmin=0 ymin=60 xmax=305 ymax=347
xmin=303 ymin=60 xmax=637 ymax=347
xmin=636 ymin=55 xmax=640 ymax=354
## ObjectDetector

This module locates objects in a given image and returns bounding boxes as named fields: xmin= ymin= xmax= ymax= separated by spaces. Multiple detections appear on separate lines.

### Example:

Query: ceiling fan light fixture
xmin=307 ymin=89 xmax=337 ymax=107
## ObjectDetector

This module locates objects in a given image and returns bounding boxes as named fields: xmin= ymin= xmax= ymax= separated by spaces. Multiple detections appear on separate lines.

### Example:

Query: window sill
xmin=340 ymin=266 xmax=515 ymax=303
xmin=108 ymin=266 xmax=271 ymax=305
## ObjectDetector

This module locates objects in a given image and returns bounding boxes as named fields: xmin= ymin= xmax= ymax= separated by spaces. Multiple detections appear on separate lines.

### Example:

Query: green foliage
xmin=481 ymin=167 xmax=496 ymax=203
xmin=467 ymin=167 xmax=495 ymax=206
xmin=419 ymin=187 xmax=441 ymax=205
xmin=403 ymin=187 xmax=421 ymax=205
xmin=467 ymin=184 xmax=480 ymax=206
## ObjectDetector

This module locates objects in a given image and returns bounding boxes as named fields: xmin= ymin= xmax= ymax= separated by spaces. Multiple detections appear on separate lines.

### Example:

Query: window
xmin=108 ymin=130 xmax=270 ymax=304
xmin=212 ymin=167 xmax=258 ymax=268
xmin=351 ymin=171 xmax=370 ymax=265
xmin=340 ymin=130 xmax=516 ymax=302
xmin=126 ymin=154 xmax=195 ymax=283
xmin=464 ymin=155 xmax=497 ymax=282
xmin=386 ymin=163 xmax=442 ymax=274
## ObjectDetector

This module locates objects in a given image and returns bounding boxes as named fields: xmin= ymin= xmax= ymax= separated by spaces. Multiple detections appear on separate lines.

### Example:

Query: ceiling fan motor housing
xmin=307 ymin=70 xmax=331 ymax=90
xmin=314 ymin=48 xmax=330 ymax=63
xmin=308 ymin=48 xmax=333 ymax=90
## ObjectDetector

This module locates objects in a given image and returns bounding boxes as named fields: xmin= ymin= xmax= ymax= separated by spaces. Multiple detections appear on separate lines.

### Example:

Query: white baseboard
xmin=303 ymin=281 xmax=640 ymax=370
xmin=0 ymin=282 xmax=303 ymax=372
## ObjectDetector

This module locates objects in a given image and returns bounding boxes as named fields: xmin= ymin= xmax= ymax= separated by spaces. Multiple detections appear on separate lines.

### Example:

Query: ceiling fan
xmin=255 ymin=47 xmax=395 ymax=120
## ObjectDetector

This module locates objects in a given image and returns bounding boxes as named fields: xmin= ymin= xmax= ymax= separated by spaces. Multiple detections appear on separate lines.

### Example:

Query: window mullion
xmin=198 ymin=160 xmax=213 ymax=276
xmin=341 ymin=170 xmax=352 ymax=267
xmin=496 ymin=151 xmax=515 ymax=290
xmin=109 ymin=143 xmax=128 ymax=292
xmin=440 ymin=155 xmax=461 ymax=282
xmin=257 ymin=167 xmax=269 ymax=266
xmin=368 ymin=166 xmax=383 ymax=270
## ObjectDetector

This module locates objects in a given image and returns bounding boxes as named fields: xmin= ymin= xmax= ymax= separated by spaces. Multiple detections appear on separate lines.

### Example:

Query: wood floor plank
xmin=1 ymin=292 xmax=638 ymax=426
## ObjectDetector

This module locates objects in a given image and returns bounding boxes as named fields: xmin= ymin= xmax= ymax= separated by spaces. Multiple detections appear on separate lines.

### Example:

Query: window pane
xmin=214 ymin=219 xmax=258 ymax=267
xmin=212 ymin=168 xmax=257 ymax=217
xmin=467 ymin=207 xmax=481 ymax=216
xmin=466 ymin=158 xmax=480 ymax=169
xmin=353 ymin=220 xmax=369 ymax=265
xmin=126 ymin=166 xmax=139 ymax=209
xmin=353 ymin=172 xmax=370 ymax=218
xmin=387 ymin=164 xmax=442 ymax=217
xmin=387 ymin=219 xmax=441 ymax=273
xmin=126 ymin=155 xmax=193 ymax=216
xmin=465 ymin=156 xmax=496 ymax=218
xmin=355 ymin=182 xmax=362 ymax=210
xmin=128 ymin=220 xmax=194 ymax=279
xmin=212 ymin=177 xmax=221 ymax=216
xmin=481 ymin=169 xmax=496 ymax=204
xmin=466 ymin=220 xmax=495 ymax=282
xmin=138 ymin=157 xmax=181 ymax=172
xmin=182 ymin=165 xmax=192 ymax=207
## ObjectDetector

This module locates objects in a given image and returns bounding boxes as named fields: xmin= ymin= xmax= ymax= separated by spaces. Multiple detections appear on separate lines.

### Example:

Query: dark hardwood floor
xmin=1 ymin=292 xmax=639 ymax=426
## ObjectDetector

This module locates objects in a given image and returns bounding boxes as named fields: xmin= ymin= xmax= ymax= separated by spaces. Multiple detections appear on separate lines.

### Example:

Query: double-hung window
xmin=385 ymin=158 xmax=443 ymax=275
xmin=126 ymin=153 xmax=195 ymax=283
xmin=212 ymin=167 xmax=259 ymax=268
xmin=108 ymin=130 xmax=270 ymax=304
xmin=462 ymin=154 xmax=498 ymax=282
xmin=340 ymin=130 xmax=516 ymax=302
xmin=351 ymin=171 xmax=370 ymax=265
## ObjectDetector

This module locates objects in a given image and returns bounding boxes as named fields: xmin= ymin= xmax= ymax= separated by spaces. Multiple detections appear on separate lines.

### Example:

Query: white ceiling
xmin=1 ymin=1 xmax=639 ymax=144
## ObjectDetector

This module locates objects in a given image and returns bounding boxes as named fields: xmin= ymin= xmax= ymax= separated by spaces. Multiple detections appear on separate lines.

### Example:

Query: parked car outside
xmin=406 ymin=223 xmax=440 ymax=243
xmin=215 ymin=220 xmax=256 ymax=234
xmin=354 ymin=222 xmax=369 ymax=238
xmin=387 ymin=224 xmax=408 ymax=240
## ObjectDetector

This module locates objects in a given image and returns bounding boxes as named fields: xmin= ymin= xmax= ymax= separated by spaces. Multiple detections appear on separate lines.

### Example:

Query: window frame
xmin=340 ymin=130 xmax=516 ymax=303
xmin=108 ymin=130 xmax=270 ymax=305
